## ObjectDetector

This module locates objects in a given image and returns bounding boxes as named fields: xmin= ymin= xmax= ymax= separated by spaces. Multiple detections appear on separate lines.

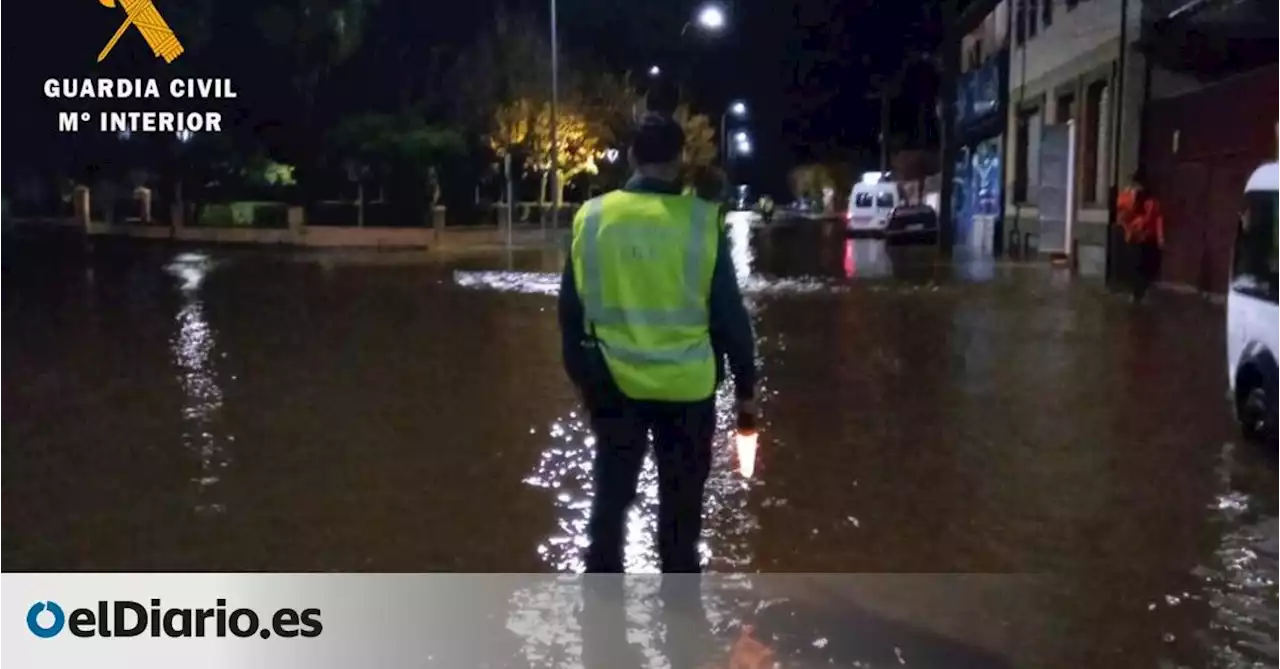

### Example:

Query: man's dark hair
xmin=631 ymin=114 xmax=685 ymax=165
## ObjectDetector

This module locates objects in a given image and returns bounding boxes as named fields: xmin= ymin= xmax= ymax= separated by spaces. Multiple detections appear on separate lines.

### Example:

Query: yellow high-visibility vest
xmin=571 ymin=190 xmax=721 ymax=401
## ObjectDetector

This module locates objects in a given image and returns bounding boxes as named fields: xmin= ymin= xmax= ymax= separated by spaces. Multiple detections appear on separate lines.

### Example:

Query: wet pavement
xmin=2 ymin=217 xmax=1276 ymax=668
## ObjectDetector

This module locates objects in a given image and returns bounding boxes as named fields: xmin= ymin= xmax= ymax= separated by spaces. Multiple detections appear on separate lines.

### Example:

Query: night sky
xmin=3 ymin=0 xmax=947 ymax=196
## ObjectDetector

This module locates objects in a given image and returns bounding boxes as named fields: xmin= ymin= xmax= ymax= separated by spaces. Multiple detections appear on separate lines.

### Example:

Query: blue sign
xmin=957 ymin=50 xmax=1006 ymax=127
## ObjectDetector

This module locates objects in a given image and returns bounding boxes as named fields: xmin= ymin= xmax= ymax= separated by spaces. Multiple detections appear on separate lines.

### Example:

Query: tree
xmin=253 ymin=0 xmax=378 ymax=199
xmin=788 ymin=164 xmax=834 ymax=204
xmin=254 ymin=1 xmax=376 ymax=105
xmin=329 ymin=112 xmax=465 ymax=224
xmin=454 ymin=8 xmax=552 ymax=133
xmin=489 ymin=99 xmax=603 ymax=207
xmin=573 ymin=69 xmax=643 ymax=152
xmin=673 ymin=105 xmax=718 ymax=170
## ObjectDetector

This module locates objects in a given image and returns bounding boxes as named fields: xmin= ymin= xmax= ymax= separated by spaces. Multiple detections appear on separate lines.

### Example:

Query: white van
xmin=1226 ymin=162 xmax=1278 ymax=443
xmin=846 ymin=178 xmax=901 ymax=233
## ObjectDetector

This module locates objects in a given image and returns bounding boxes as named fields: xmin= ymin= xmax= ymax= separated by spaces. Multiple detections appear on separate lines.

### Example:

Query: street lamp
xmin=735 ymin=139 xmax=752 ymax=156
xmin=681 ymin=2 xmax=727 ymax=36
xmin=720 ymin=100 xmax=747 ymax=163
xmin=648 ymin=65 xmax=662 ymax=77
xmin=696 ymin=4 xmax=727 ymax=31
xmin=733 ymin=130 xmax=748 ymax=144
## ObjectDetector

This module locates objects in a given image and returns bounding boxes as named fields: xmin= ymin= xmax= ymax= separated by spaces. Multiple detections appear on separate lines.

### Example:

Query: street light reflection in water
xmin=164 ymin=252 xmax=231 ymax=516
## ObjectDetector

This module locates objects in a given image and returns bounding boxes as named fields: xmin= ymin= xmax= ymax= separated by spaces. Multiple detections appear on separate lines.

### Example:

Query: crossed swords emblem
xmin=97 ymin=0 xmax=184 ymax=63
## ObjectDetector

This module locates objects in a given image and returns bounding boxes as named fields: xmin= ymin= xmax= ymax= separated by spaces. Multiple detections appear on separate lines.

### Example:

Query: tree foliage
xmin=673 ymin=105 xmax=718 ymax=170
xmin=788 ymin=162 xmax=855 ymax=209
xmin=453 ymin=8 xmax=552 ymax=132
xmin=489 ymin=99 xmax=604 ymax=204
xmin=330 ymin=113 xmax=465 ymax=173
xmin=254 ymin=0 xmax=378 ymax=103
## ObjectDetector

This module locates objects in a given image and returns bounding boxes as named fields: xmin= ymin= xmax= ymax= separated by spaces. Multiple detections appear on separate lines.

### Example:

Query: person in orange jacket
xmin=1117 ymin=173 xmax=1165 ymax=303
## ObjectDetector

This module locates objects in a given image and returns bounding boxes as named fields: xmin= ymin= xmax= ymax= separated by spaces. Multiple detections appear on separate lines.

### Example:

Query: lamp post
xmin=547 ymin=0 xmax=560 ymax=239
xmin=654 ymin=2 xmax=727 ymax=97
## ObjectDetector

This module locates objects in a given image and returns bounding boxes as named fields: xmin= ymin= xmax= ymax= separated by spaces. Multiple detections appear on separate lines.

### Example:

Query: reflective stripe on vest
xmin=572 ymin=191 xmax=720 ymax=401
xmin=579 ymin=196 xmax=715 ymax=332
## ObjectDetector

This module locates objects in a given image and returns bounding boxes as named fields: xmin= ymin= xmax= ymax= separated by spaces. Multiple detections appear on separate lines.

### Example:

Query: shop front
xmin=952 ymin=49 xmax=1008 ymax=253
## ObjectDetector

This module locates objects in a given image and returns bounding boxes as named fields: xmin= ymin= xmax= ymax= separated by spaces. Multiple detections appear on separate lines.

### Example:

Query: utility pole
xmin=547 ymin=0 xmax=560 ymax=240
xmin=878 ymin=90 xmax=891 ymax=172
xmin=937 ymin=0 xmax=960 ymax=258
xmin=1104 ymin=0 xmax=1131 ymax=287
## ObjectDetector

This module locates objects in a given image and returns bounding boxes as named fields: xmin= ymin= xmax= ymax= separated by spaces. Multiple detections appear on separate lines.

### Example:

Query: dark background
xmin=2 ymin=0 xmax=947 ymax=198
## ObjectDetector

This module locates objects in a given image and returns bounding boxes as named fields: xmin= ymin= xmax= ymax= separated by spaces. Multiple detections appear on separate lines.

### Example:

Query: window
xmin=1081 ymin=81 xmax=1108 ymax=203
xmin=1013 ymin=107 xmax=1042 ymax=203
xmin=875 ymin=191 xmax=895 ymax=209
xmin=1043 ymin=0 xmax=1054 ymax=27
xmin=1232 ymin=192 xmax=1279 ymax=302
xmin=1056 ymin=92 xmax=1075 ymax=123
xmin=854 ymin=192 xmax=874 ymax=208
xmin=1027 ymin=0 xmax=1039 ymax=38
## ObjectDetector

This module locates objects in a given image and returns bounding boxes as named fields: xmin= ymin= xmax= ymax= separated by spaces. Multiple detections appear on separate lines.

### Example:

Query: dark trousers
xmin=1131 ymin=240 xmax=1161 ymax=302
xmin=582 ymin=388 xmax=715 ymax=574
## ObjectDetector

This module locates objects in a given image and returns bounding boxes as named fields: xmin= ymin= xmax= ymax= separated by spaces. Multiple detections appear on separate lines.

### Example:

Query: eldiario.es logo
xmin=27 ymin=599 xmax=322 ymax=639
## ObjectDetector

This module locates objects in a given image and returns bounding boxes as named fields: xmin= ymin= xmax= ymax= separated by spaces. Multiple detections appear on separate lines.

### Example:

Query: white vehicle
xmin=1226 ymin=162 xmax=1278 ymax=443
xmin=846 ymin=173 xmax=902 ymax=233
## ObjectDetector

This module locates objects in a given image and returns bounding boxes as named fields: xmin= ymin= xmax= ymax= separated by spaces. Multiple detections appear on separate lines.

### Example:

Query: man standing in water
xmin=558 ymin=113 xmax=756 ymax=573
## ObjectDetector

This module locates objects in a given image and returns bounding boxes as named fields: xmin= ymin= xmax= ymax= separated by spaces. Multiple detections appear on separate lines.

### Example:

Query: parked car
xmin=1226 ymin=161 xmax=1278 ymax=444
xmin=883 ymin=205 xmax=939 ymax=243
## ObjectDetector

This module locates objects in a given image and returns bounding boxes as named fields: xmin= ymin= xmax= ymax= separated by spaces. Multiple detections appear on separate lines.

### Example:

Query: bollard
xmin=286 ymin=206 xmax=305 ymax=244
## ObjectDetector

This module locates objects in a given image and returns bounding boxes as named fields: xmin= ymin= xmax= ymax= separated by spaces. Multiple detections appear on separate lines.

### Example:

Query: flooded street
xmin=3 ymin=219 xmax=1276 ymax=668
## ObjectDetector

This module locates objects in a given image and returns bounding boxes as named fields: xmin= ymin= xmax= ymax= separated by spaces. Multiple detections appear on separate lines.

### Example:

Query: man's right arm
xmin=707 ymin=229 xmax=757 ymax=402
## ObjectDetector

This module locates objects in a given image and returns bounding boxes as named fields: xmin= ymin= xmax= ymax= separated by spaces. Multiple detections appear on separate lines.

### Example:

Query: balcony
xmin=1141 ymin=0 xmax=1278 ymax=76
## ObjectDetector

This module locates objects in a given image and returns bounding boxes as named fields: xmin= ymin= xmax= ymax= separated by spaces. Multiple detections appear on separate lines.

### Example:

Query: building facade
xmin=952 ymin=0 xmax=1011 ymax=252
xmin=1138 ymin=0 xmax=1278 ymax=293
xmin=1004 ymin=0 xmax=1147 ymax=272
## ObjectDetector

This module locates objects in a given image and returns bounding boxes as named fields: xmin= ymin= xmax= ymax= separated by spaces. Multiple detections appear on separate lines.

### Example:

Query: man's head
xmin=629 ymin=113 xmax=685 ymax=182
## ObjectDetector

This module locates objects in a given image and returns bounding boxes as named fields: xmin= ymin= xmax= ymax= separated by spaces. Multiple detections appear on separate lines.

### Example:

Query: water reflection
xmin=843 ymin=239 xmax=893 ymax=280
xmin=164 ymin=252 xmax=231 ymax=515
xmin=1190 ymin=443 xmax=1278 ymax=668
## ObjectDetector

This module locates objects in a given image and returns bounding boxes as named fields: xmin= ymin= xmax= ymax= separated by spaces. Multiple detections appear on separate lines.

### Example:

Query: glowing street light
xmin=720 ymin=100 xmax=748 ymax=163
xmin=648 ymin=64 xmax=662 ymax=77
xmin=682 ymin=3 xmax=727 ymax=36
xmin=734 ymin=130 xmax=749 ymax=144
xmin=696 ymin=4 xmax=727 ymax=31
xmin=735 ymin=139 xmax=752 ymax=156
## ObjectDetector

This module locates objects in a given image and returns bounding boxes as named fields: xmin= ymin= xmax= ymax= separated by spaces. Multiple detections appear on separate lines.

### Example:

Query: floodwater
xmin=2 ymin=218 xmax=1276 ymax=668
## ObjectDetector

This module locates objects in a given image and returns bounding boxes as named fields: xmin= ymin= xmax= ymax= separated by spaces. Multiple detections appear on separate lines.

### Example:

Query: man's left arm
xmin=559 ymin=245 xmax=589 ymax=388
